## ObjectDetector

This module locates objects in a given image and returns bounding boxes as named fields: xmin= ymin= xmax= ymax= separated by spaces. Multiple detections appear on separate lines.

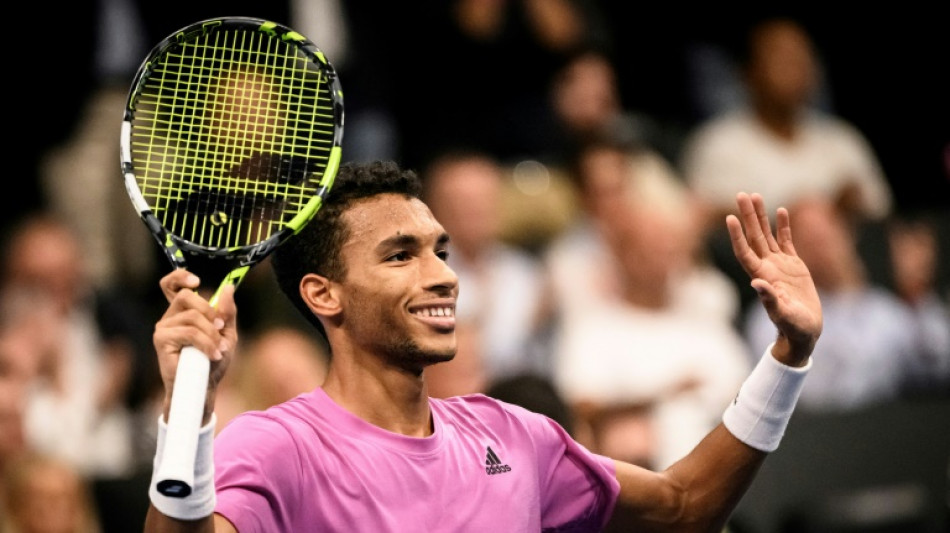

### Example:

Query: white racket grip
xmin=154 ymin=346 xmax=210 ymax=497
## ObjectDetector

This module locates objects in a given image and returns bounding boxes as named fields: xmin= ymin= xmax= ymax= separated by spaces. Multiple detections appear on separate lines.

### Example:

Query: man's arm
xmin=611 ymin=424 xmax=762 ymax=531
xmin=610 ymin=192 xmax=822 ymax=531
xmin=145 ymin=509 xmax=236 ymax=533
xmin=144 ymin=269 xmax=238 ymax=533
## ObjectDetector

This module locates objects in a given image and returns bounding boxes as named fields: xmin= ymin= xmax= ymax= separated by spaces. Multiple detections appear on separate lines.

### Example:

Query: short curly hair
xmin=270 ymin=160 xmax=423 ymax=341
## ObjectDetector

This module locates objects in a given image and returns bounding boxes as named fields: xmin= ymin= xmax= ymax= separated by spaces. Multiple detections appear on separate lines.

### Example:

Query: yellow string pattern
xmin=129 ymin=26 xmax=335 ymax=249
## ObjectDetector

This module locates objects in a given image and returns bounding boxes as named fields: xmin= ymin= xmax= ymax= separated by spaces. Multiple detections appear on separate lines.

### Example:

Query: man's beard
xmin=382 ymin=336 xmax=456 ymax=375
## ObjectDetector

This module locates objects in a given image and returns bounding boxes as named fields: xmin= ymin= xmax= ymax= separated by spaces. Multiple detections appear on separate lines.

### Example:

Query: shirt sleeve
xmin=213 ymin=413 xmax=302 ymax=533
xmin=531 ymin=414 xmax=620 ymax=532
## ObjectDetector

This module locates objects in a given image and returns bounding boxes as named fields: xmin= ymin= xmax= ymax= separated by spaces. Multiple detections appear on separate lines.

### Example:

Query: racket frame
xmin=119 ymin=16 xmax=343 ymax=498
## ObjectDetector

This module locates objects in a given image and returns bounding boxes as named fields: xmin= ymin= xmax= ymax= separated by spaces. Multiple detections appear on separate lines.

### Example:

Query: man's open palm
xmin=726 ymin=192 xmax=822 ymax=358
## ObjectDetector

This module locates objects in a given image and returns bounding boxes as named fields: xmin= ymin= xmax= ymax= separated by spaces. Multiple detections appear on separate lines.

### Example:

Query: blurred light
xmin=512 ymin=160 xmax=551 ymax=197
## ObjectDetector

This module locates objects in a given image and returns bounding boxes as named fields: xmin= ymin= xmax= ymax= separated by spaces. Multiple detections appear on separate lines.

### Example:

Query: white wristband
xmin=723 ymin=343 xmax=811 ymax=452
xmin=149 ymin=414 xmax=217 ymax=520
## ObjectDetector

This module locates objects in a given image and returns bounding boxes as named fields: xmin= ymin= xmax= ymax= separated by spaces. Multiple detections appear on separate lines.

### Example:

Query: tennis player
xmin=145 ymin=161 xmax=821 ymax=532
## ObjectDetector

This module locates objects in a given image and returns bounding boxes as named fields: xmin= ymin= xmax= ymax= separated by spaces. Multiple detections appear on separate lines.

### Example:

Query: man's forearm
xmin=612 ymin=343 xmax=811 ymax=530
xmin=663 ymin=424 xmax=767 ymax=531
xmin=145 ymin=506 xmax=217 ymax=533
xmin=611 ymin=424 xmax=766 ymax=532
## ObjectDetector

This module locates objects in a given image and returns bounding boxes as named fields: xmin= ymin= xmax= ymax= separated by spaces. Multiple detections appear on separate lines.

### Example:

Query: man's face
xmin=334 ymin=193 xmax=459 ymax=372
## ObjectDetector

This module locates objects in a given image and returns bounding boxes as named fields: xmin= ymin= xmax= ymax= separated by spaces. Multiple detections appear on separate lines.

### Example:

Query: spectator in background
xmin=0 ymin=285 xmax=65 ymax=391
xmin=888 ymin=216 xmax=941 ymax=306
xmin=0 ymin=213 xmax=154 ymax=480
xmin=542 ymin=46 xmax=684 ymax=170
xmin=549 ymin=139 xmax=750 ymax=471
xmin=542 ymin=138 xmax=629 ymax=315
xmin=544 ymin=137 xmax=740 ymax=323
xmin=215 ymin=326 xmax=329 ymax=433
xmin=37 ymin=0 xmax=157 ymax=300
xmin=421 ymin=150 xmax=553 ymax=397
xmin=680 ymin=17 xmax=893 ymax=232
xmin=0 ymin=285 xmax=64 ymax=481
xmin=744 ymin=198 xmax=950 ymax=411
xmin=1 ymin=452 xmax=102 ymax=533
xmin=0 ymin=350 xmax=29 ymax=489
xmin=886 ymin=213 xmax=950 ymax=397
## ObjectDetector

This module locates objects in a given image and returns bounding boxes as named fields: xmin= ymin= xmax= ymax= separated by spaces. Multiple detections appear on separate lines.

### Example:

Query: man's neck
xmin=320 ymin=357 xmax=434 ymax=438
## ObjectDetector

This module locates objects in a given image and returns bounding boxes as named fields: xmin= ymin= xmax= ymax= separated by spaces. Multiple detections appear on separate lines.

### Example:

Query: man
xmin=680 ymin=17 xmax=893 ymax=233
xmin=145 ymin=161 xmax=822 ymax=532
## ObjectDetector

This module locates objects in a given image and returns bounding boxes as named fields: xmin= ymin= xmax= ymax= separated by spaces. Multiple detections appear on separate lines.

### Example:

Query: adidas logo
xmin=484 ymin=446 xmax=512 ymax=475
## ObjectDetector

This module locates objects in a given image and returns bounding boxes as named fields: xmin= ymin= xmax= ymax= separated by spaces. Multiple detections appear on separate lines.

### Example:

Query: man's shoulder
xmin=432 ymin=393 xmax=562 ymax=442
xmin=433 ymin=393 xmax=541 ymax=422
xmin=217 ymin=392 xmax=320 ymax=439
xmin=433 ymin=392 xmax=507 ymax=410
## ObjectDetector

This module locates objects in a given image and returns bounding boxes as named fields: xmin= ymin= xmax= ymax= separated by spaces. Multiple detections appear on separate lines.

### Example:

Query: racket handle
xmin=154 ymin=346 xmax=210 ymax=498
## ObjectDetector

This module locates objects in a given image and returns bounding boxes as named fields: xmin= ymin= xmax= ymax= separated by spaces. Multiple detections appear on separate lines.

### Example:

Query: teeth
xmin=414 ymin=307 xmax=454 ymax=318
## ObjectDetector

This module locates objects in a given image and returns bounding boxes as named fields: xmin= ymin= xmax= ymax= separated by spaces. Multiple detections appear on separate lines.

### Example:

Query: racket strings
xmin=129 ymin=25 xmax=337 ymax=249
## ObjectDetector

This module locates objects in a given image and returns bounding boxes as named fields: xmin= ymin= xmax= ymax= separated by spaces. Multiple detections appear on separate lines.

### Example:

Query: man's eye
xmin=436 ymin=249 xmax=449 ymax=261
xmin=387 ymin=251 xmax=410 ymax=262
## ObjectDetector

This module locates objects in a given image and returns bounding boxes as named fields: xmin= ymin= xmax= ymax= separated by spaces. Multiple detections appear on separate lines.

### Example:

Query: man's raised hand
xmin=726 ymin=192 xmax=822 ymax=365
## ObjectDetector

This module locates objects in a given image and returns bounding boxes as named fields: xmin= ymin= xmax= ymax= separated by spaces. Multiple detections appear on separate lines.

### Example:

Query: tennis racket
xmin=119 ymin=16 xmax=343 ymax=498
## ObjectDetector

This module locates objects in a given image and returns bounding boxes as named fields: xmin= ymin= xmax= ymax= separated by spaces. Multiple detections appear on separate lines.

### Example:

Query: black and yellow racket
xmin=120 ymin=16 xmax=343 ymax=498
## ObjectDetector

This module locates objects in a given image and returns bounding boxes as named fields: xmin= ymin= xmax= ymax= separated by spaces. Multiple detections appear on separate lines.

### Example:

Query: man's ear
xmin=300 ymin=272 xmax=341 ymax=321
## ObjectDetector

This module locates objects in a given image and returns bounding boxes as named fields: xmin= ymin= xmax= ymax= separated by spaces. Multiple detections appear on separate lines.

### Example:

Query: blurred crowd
xmin=2 ymin=1 xmax=948 ymax=532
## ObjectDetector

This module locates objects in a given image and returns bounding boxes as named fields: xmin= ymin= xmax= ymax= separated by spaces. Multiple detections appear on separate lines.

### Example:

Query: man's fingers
xmin=727 ymin=213 xmax=759 ymax=275
xmin=775 ymin=208 xmax=797 ymax=255
xmin=750 ymin=278 xmax=775 ymax=303
xmin=737 ymin=192 xmax=769 ymax=256
xmin=160 ymin=268 xmax=202 ymax=303
xmin=751 ymin=193 xmax=780 ymax=252
xmin=214 ymin=284 xmax=238 ymax=327
xmin=157 ymin=305 xmax=226 ymax=363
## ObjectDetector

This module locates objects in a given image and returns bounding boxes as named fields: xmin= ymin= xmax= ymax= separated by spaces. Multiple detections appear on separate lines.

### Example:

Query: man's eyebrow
xmin=375 ymin=232 xmax=451 ymax=253
xmin=376 ymin=234 xmax=420 ymax=253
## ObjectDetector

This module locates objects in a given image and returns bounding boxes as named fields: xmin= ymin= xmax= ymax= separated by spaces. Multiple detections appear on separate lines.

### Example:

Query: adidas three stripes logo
xmin=485 ymin=446 xmax=512 ymax=475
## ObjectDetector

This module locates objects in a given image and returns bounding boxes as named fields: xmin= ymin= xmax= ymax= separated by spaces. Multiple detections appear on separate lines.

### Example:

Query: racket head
xmin=119 ymin=16 xmax=344 ymax=270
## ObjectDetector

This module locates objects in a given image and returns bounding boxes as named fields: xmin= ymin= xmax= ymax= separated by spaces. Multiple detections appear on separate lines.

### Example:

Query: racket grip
xmin=154 ymin=346 xmax=211 ymax=498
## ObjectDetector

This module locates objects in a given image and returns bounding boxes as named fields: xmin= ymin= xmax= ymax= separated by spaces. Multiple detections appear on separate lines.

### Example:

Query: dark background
xmin=6 ymin=3 xmax=948 ymax=231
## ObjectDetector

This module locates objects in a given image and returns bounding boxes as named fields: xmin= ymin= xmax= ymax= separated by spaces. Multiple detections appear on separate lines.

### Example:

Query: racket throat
xmin=209 ymin=265 xmax=250 ymax=307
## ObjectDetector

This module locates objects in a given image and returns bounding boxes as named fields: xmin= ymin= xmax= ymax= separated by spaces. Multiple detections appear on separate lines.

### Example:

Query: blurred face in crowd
xmin=575 ymin=145 xmax=629 ymax=221
xmin=237 ymin=327 xmax=328 ymax=410
xmin=4 ymin=218 xmax=86 ymax=315
xmin=552 ymin=52 xmax=620 ymax=136
xmin=4 ymin=454 xmax=93 ymax=533
xmin=424 ymin=156 xmax=503 ymax=261
xmin=607 ymin=199 xmax=694 ymax=308
xmin=788 ymin=198 xmax=863 ymax=290
xmin=746 ymin=19 xmax=818 ymax=114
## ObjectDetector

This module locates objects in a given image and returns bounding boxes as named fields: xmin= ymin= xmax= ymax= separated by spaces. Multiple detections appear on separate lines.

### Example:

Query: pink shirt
xmin=214 ymin=388 xmax=619 ymax=532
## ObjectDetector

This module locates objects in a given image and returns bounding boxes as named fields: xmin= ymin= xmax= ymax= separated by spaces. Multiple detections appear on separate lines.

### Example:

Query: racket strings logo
xmin=484 ymin=446 xmax=512 ymax=475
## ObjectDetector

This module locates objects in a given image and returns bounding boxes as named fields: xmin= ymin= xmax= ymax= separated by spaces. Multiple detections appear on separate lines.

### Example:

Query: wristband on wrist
xmin=723 ymin=343 xmax=812 ymax=452
xmin=149 ymin=414 xmax=217 ymax=520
